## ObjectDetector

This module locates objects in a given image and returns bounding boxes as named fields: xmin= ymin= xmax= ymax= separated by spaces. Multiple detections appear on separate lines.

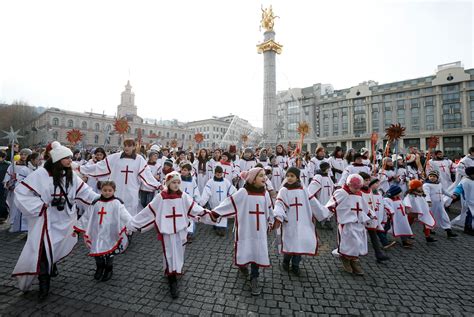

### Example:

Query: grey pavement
xmin=1 ymin=210 xmax=473 ymax=316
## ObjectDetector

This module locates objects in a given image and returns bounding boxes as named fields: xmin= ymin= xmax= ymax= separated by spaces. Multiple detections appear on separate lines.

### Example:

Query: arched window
xmin=52 ymin=130 xmax=59 ymax=139
xmin=174 ymin=133 xmax=177 ymax=139
xmin=181 ymin=134 xmax=184 ymax=140
xmin=81 ymin=121 xmax=87 ymax=130
xmin=52 ymin=118 xmax=59 ymax=126
xmin=95 ymin=123 xmax=100 ymax=131
xmin=166 ymin=132 xmax=170 ymax=138
xmin=106 ymin=124 xmax=112 ymax=131
xmin=94 ymin=135 xmax=99 ymax=144
xmin=149 ymin=130 xmax=153 ymax=136
xmin=67 ymin=119 xmax=74 ymax=128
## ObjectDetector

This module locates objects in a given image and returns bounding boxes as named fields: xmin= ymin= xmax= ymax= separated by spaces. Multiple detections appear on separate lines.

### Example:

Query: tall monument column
xmin=257 ymin=6 xmax=282 ymax=146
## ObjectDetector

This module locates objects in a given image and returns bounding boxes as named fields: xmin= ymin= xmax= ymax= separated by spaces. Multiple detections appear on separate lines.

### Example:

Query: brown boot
xmin=340 ymin=257 xmax=353 ymax=274
xmin=350 ymin=259 xmax=364 ymax=276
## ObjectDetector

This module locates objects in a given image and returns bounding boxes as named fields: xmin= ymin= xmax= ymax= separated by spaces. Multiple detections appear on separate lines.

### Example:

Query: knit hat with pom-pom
xmin=240 ymin=167 xmax=264 ymax=184
xmin=50 ymin=141 xmax=73 ymax=163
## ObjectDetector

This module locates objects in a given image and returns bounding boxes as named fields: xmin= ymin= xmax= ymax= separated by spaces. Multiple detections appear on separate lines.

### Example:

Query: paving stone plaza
xmin=1 ymin=212 xmax=473 ymax=316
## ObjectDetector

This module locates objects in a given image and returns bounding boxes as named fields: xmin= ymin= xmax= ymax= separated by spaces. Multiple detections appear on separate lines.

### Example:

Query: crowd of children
xmin=2 ymin=140 xmax=473 ymax=301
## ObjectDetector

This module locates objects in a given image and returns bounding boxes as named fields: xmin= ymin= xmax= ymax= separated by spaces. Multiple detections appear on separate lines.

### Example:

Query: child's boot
xmin=446 ymin=229 xmax=458 ymax=238
xmin=101 ymin=256 xmax=114 ymax=282
xmin=350 ymin=259 xmax=364 ymax=276
xmin=168 ymin=275 xmax=179 ymax=299
xmin=94 ymin=257 xmax=105 ymax=280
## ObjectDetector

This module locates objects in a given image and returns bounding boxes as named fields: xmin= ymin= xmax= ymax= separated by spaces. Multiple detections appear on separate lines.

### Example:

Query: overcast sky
xmin=0 ymin=0 xmax=472 ymax=128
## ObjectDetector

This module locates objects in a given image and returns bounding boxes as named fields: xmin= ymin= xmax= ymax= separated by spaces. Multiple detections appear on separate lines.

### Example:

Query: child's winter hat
xmin=465 ymin=166 xmax=474 ymax=177
xmin=50 ymin=141 xmax=73 ymax=163
xmin=409 ymin=179 xmax=423 ymax=190
xmin=386 ymin=185 xmax=402 ymax=198
xmin=165 ymin=171 xmax=181 ymax=187
xmin=240 ymin=167 xmax=263 ymax=184
xmin=346 ymin=174 xmax=364 ymax=189
xmin=164 ymin=159 xmax=174 ymax=167
xmin=360 ymin=148 xmax=369 ymax=155
xmin=20 ymin=148 xmax=33 ymax=156
xmin=286 ymin=167 xmax=301 ymax=179
xmin=244 ymin=147 xmax=254 ymax=155
xmin=428 ymin=170 xmax=439 ymax=178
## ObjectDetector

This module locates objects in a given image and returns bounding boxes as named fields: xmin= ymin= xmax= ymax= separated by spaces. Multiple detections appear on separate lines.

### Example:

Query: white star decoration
xmin=2 ymin=127 xmax=23 ymax=144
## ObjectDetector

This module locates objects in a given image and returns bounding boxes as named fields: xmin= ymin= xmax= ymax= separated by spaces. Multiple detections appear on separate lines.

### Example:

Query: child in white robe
xmin=379 ymin=157 xmax=397 ymax=196
xmin=308 ymin=162 xmax=334 ymax=230
xmin=325 ymin=174 xmax=372 ymax=275
xmin=451 ymin=166 xmax=474 ymax=235
xmin=384 ymin=185 xmax=414 ymax=248
xmin=74 ymin=181 xmax=132 ymax=281
xmin=403 ymin=179 xmax=437 ymax=243
xmin=359 ymin=173 xmax=390 ymax=263
xmin=179 ymin=162 xmax=200 ymax=238
xmin=199 ymin=165 xmax=236 ymax=236
xmin=423 ymin=170 xmax=458 ymax=238
xmin=127 ymin=171 xmax=216 ymax=299
xmin=139 ymin=147 xmax=160 ymax=208
xmin=269 ymin=155 xmax=284 ymax=192
xmin=4 ymin=148 xmax=32 ymax=232
xmin=273 ymin=167 xmax=329 ymax=276
xmin=213 ymin=167 xmax=274 ymax=296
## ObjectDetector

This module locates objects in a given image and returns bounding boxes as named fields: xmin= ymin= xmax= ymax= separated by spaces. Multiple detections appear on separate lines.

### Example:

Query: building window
xmin=384 ymin=110 xmax=392 ymax=128
xmin=404 ymin=138 xmax=420 ymax=149
xmin=106 ymin=124 xmax=112 ymax=131
xmin=442 ymin=103 xmax=462 ymax=129
xmin=52 ymin=118 xmax=59 ymax=126
xmin=341 ymin=107 xmax=348 ymax=135
xmin=353 ymin=99 xmax=366 ymax=135
xmin=443 ymin=136 xmax=463 ymax=158
xmin=94 ymin=135 xmax=99 ymax=144
xmin=372 ymin=104 xmax=379 ymax=133
xmin=52 ymin=130 xmax=58 ymax=139
xmin=425 ymin=105 xmax=435 ymax=130
xmin=166 ymin=132 xmax=170 ymax=138
xmin=67 ymin=119 xmax=74 ymax=128
xmin=470 ymin=100 xmax=474 ymax=127
xmin=411 ymin=106 xmax=420 ymax=132
xmin=81 ymin=121 xmax=87 ymax=130
xmin=423 ymin=87 xmax=434 ymax=94
xmin=352 ymin=141 xmax=366 ymax=152
xmin=332 ymin=110 xmax=339 ymax=135
xmin=95 ymin=123 xmax=100 ymax=131
xmin=397 ymin=109 xmax=405 ymax=126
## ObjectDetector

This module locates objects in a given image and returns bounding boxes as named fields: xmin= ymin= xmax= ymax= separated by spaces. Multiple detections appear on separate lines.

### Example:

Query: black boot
xmin=50 ymin=264 xmax=59 ymax=278
xmin=168 ymin=275 xmax=179 ymax=299
xmin=94 ymin=257 xmax=105 ymax=280
xmin=463 ymin=228 xmax=474 ymax=236
xmin=446 ymin=229 xmax=458 ymax=238
xmin=426 ymin=236 xmax=437 ymax=243
xmin=101 ymin=256 xmax=114 ymax=282
xmin=38 ymin=274 xmax=50 ymax=301
xmin=376 ymin=254 xmax=390 ymax=263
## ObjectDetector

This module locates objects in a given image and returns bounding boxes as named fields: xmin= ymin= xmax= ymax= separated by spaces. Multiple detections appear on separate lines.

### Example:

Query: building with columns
xmin=25 ymin=81 xmax=194 ymax=150
xmin=275 ymin=62 xmax=474 ymax=157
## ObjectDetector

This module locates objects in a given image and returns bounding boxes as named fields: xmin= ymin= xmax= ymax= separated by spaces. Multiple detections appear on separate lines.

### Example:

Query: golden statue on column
xmin=260 ymin=5 xmax=279 ymax=32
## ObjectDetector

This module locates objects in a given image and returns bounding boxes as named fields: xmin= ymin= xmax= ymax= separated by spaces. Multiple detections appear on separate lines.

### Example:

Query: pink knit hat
xmin=240 ymin=167 xmax=264 ymax=184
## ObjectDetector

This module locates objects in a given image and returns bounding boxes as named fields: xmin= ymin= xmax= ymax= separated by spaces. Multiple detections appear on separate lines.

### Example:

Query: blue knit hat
xmin=386 ymin=185 xmax=402 ymax=198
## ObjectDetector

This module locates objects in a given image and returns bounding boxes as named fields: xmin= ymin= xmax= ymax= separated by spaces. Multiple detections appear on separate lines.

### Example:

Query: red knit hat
xmin=409 ymin=179 xmax=423 ymax=190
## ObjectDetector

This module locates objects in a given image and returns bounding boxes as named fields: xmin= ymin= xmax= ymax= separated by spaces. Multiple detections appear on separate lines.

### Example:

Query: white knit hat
xmin=150 ymin=144 xmax=161 ymax=153
xmin=50 ymin=141 xmax=73 ymax=163
xmin=164 ymin=171 xmax=181 ymax=188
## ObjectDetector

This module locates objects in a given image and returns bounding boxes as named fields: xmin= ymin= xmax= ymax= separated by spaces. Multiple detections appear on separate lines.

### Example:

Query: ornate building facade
xmin=25 ymin=81 xmax=194 ymax=150
xmin=275 ymin=62 xmax=474 ymax=157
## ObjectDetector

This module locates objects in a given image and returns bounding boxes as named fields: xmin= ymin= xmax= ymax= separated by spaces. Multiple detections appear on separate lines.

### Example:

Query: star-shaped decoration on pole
xmin=2 ymin=127 xmax=23 ymax=144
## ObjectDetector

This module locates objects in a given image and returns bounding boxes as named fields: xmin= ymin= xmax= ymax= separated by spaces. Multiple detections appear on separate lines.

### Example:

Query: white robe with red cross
xmin=363 ymin=191 xmax=387 ymax=231
xmin=127 ymin=190 xmax=214 ymax=275
xmin=307 ymin=174 xmax=334 ymax=205
xmin=273 ymin=186 xmax=329 ymax=255
xmin=140 ymin=162 xmax=160 ymax=193
xmin=270 ymin=166 xmax=284 ymax=192
xmin=403 ymin=194 xmax=436 ymax=228
xmin=275 ymin=155 xmax=288 ymax=170
xmin=4 ymin=164 xmax=32 ymax=232
xmin=427 ymin=158 xmax=454 ymax=188
xmin=213 ymin=188 xmax=274 ymax=267
xmin=79 ymin=152 xmax=160 ymax=216
xmin=216 ymin=161 xmax=237 ymax=184
xmin=180 ymin=176 xmax=200 ymax=233
xmin=423 ymin=182 xmax=452 ymax=229
xmin=325 ymin=187 xmax=371 ymax=257
xmin=74 ymin=197 xmax=132 ymax=256
xmin=384 ymin=197 xmax=413 ymax=237
xmin=12 ymin=167 xmax=99 ymax=291
xmin=200 ymin=178 xmax=236 ymax=228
